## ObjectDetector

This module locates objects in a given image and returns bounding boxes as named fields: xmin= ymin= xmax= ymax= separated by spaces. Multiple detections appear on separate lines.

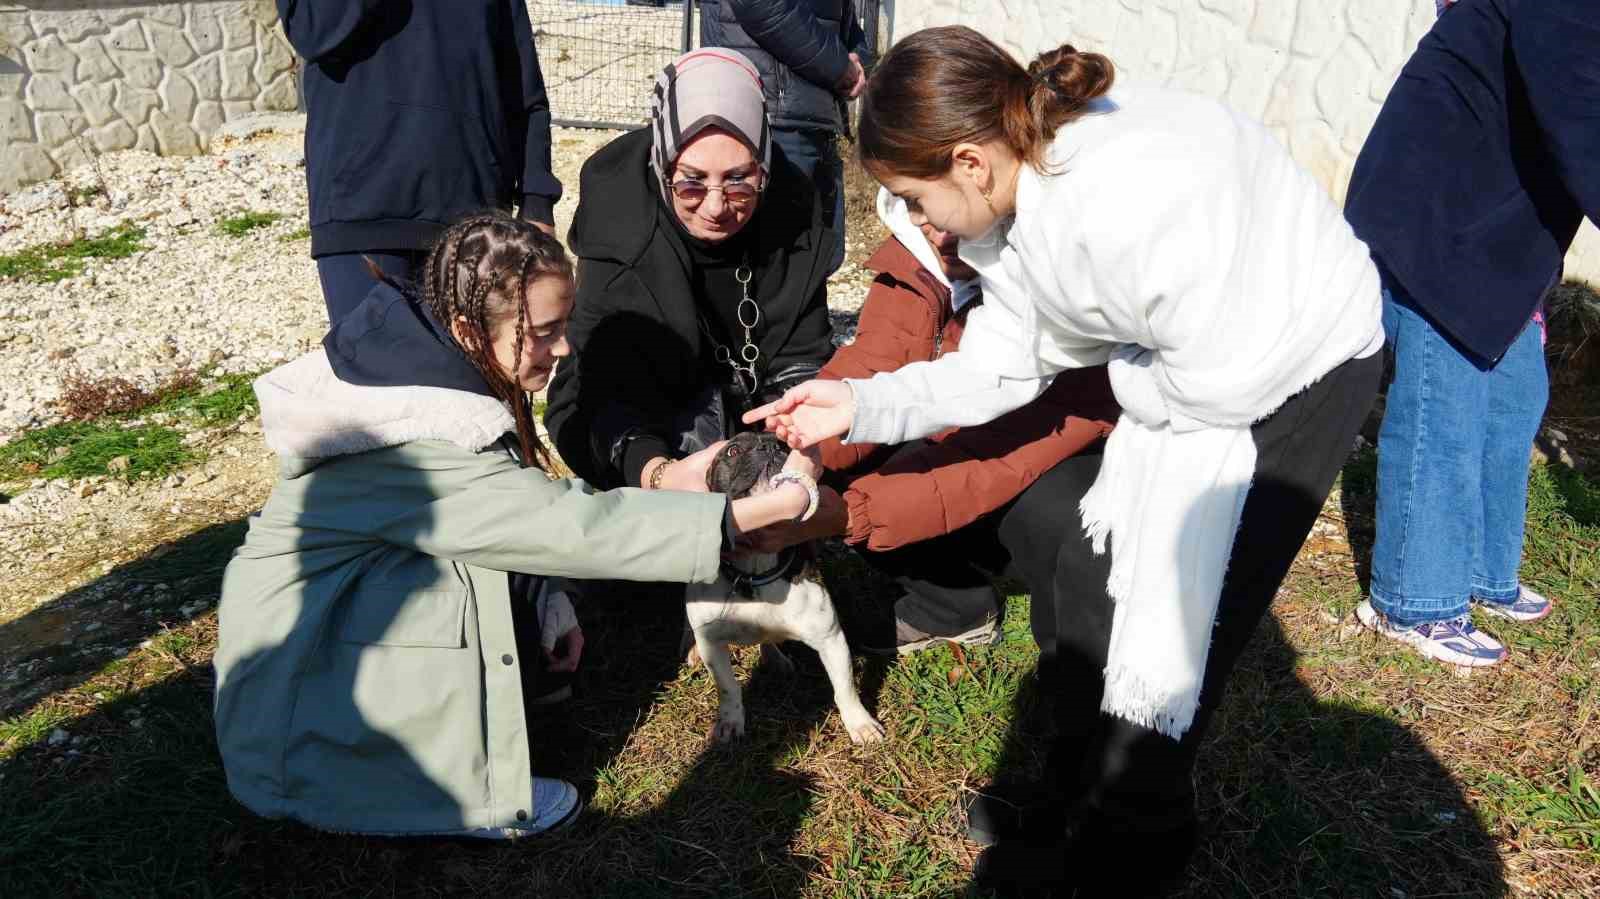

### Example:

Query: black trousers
xmin=850 ymin=441 xmax=1098 ymax=640
xmin=1037 ymin=351 xmax=1382 ymax=884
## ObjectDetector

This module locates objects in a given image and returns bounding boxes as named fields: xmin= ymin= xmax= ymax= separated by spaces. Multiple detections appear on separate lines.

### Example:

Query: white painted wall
xmin=886 ymin=0 xmax=1600 ymax=286
xmin=0 ymin=2 xmax=299 ymax=193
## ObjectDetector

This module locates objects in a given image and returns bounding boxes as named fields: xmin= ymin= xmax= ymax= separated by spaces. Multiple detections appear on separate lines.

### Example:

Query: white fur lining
xmin=255 ymin=350 xmax=515 ymax=462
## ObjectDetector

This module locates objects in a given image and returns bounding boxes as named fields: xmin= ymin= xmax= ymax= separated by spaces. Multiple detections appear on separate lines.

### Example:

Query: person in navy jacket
xmin=700 ymin=0 xmax=872 ymax=275
xmin=1345 ymin=0 xmax=1598 ymax=665
xmin=274 ymin=1 xmax=562 ymax=322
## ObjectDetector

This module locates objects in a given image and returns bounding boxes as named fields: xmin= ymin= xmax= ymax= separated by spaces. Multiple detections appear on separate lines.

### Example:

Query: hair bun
xmin=1027 ymin=44 xmax=1114 ymax=123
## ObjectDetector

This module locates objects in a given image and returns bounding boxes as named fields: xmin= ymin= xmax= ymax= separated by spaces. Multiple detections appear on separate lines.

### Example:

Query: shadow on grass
xmin=0 ymin=518 xmax=248 ymax=720
xmin=976 ymin=613 xmax=1507 ymax=898
xmin=0 ymin=553 xmax=896 ymax=897
xmin=1186 ymin=613 xmax=1506 ymax=896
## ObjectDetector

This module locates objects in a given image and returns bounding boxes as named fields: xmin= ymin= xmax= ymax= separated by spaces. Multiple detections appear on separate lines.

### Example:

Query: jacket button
xmin=516 ymin=809 xmax=528 ymax=822
xmin=501 ymin=654 xmax=514 ymax=666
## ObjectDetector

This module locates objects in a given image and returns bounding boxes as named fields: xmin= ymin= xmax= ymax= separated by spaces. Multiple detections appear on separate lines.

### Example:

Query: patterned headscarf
xmin=648 ymin=48 xmax=772 ymax=203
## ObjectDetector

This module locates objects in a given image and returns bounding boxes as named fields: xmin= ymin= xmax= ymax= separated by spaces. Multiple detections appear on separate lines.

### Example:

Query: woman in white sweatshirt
xmin=745 ymin=26 xmax=1385 ymax=895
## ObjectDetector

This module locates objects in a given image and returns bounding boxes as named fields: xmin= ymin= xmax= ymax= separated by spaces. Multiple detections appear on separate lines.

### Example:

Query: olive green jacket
xmin=213 ymin=351 xmax=726 ymax=834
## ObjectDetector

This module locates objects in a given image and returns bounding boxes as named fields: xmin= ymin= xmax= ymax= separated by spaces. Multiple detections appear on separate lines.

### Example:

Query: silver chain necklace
xmin=712 ymin=261 xmax=762 ymax=394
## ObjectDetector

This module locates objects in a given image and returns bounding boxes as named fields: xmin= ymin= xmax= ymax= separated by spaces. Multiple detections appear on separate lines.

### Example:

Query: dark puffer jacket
xmin=698 ymin=0 xmax=871 ymax=133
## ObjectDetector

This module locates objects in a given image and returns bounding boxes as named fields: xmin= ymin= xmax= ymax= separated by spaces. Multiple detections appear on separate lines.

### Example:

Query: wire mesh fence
xmin=529 ymin=0 xmax=691 ymax=130
xmin=529 ymin=0 xmax=883 ymax=131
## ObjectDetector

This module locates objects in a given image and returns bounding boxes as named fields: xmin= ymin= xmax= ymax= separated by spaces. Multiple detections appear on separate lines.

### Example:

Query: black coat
xmin=545 ymin=129 xmax=837 ymax=488
xmin=698 ymin=0 xmax=871 ymax=133
xmin=1345 ymin=0 xmax=1599 ymax=366
xmin=275 ymin=0 xmax=561 ymax=257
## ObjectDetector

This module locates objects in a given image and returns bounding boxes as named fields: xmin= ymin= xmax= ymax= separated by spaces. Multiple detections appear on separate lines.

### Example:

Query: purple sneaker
xmin=1474 ymin=585 xmax=1554 ymax=623
xmin=1356 ymin=600 xmax=1506 ymax=667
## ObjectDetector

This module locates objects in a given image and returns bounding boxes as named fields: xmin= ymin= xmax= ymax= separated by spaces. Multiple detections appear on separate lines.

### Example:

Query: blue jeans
xmin=770 ymin=127 xmax=845 ymax=276
xmin=316 ymin=249 xmax=425 ymax=324
xmin=1370 ymin=284 xmax=1548 ymax=626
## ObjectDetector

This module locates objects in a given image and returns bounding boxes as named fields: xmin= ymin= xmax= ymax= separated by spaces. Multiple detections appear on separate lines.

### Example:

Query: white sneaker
xmin=455 ymin=777 xmax=582 ymax=839
xmin=1473 ymin=585 xmax=1554 ymax=623
xmin=1356 ymin=600 xmax=1507 ymax=667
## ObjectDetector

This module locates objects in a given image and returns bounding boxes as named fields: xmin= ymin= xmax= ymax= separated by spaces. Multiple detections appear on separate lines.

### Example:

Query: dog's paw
xmin=845 ymin=715 xmax=886 ymax=745
xmin=710 ymin=716 xmax=746 ymax=743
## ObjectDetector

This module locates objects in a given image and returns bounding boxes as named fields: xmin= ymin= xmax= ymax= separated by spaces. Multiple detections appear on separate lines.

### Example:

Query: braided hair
xmin=418 ymin=213 xmax=573 ymax=470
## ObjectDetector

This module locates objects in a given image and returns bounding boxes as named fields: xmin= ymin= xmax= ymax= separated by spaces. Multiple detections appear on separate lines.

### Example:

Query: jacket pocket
xmin=339 ymin=582 xmax=468 ymax=649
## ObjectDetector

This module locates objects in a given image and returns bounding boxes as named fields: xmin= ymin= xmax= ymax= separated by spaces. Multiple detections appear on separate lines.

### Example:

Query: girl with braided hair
xmin=213 ymin=213 xmax=813 ymax=838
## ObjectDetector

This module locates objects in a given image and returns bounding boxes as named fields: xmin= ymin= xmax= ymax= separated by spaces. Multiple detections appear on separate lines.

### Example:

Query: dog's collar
xmin=719 ymin=547 xmax=802 ymax=598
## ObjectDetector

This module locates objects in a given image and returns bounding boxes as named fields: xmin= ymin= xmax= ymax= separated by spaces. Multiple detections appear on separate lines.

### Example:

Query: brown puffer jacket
xmin=817 ymin=236 xmax=1120 ymax=551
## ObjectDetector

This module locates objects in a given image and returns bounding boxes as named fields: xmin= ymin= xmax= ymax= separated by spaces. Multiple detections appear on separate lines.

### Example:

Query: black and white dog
xmin=687 ymin=432 xmax=886 ymax=744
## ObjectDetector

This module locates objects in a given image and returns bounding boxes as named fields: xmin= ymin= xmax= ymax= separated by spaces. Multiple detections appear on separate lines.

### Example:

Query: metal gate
xmin=533 ymin=0 xmax=884 ymax=131
xmin=532 ymin=0 xmax=695 ymax=131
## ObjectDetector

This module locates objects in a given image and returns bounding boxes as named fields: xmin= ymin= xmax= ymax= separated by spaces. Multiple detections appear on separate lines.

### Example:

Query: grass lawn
xmin=1 ymin=448 xmax=1596 ymax=896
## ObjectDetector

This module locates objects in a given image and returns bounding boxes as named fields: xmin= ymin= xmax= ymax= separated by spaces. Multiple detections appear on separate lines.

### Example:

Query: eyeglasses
xmin=668 ymin=173 xmax=764 ymax=206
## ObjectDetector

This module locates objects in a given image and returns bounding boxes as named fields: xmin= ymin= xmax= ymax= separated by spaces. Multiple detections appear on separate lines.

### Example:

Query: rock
xmin=162 ymin=473 xmax=184 ymax=488
xmin=106 ymin=456 xmax=130 ymax=473
xmin=78 ymin=481 xmax=99 ymax=498
xmin=210 ymin=111 xmax=305 ymax=144
xmin=49 ymin=446 xmax=70 ymax=461
xmin=47 ymin=729 xmax=69 ymax=746
xmin=7 ymin=181 xmax=68 ymax=214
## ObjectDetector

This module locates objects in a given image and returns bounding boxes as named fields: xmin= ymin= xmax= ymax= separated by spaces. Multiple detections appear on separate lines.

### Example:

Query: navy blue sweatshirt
xmin=275 ymin=1 xmax=562 ymax=257
xmin=1345 ymin=0 xmax=1599 ymax=367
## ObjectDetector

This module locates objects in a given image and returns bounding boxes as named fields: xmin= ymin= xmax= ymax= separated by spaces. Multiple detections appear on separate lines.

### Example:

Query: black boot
xmin=972 ymin=813 xmax=1197 ymax=898
xmin=962 ymin=780 xmax=1069 ymax=847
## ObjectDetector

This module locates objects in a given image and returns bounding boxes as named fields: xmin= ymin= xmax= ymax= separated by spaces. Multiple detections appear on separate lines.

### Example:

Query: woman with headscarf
xmin=545 ymin=49 xmax=838 ymax=491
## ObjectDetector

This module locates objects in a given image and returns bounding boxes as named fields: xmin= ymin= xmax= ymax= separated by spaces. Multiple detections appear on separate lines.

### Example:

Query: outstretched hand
xmin=741 ymin=380 xmax=856 ymax=449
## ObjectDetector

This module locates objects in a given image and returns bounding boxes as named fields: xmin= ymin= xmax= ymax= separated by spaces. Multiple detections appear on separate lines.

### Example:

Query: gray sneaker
xmin=864 ymin=614 xmax=1002 ymax=656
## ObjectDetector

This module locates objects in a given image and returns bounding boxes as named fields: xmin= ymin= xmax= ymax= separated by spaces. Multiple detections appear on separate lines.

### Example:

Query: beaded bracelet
xmin=768 ymin=470 xmax=820 ymax=523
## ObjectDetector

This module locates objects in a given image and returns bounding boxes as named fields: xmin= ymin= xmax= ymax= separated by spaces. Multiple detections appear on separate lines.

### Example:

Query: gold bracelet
xmin=648 ymin=458 xmax=670 ymax=490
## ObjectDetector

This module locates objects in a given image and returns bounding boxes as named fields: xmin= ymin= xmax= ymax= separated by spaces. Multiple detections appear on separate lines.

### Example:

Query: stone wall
xmin=0 ymin=1 xmax=298 ymax=194
xmin=887 ymin=0 xmax=1600 ymax=285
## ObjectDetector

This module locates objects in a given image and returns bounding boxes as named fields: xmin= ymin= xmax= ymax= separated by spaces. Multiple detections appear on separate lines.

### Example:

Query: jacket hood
xmin=875 ymin=188 xmax=980 ymax=311
xmin=323 ymin=278 xmax=498 ymax=397
xmin=255 ymin=348 xmax=514 ymax=478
